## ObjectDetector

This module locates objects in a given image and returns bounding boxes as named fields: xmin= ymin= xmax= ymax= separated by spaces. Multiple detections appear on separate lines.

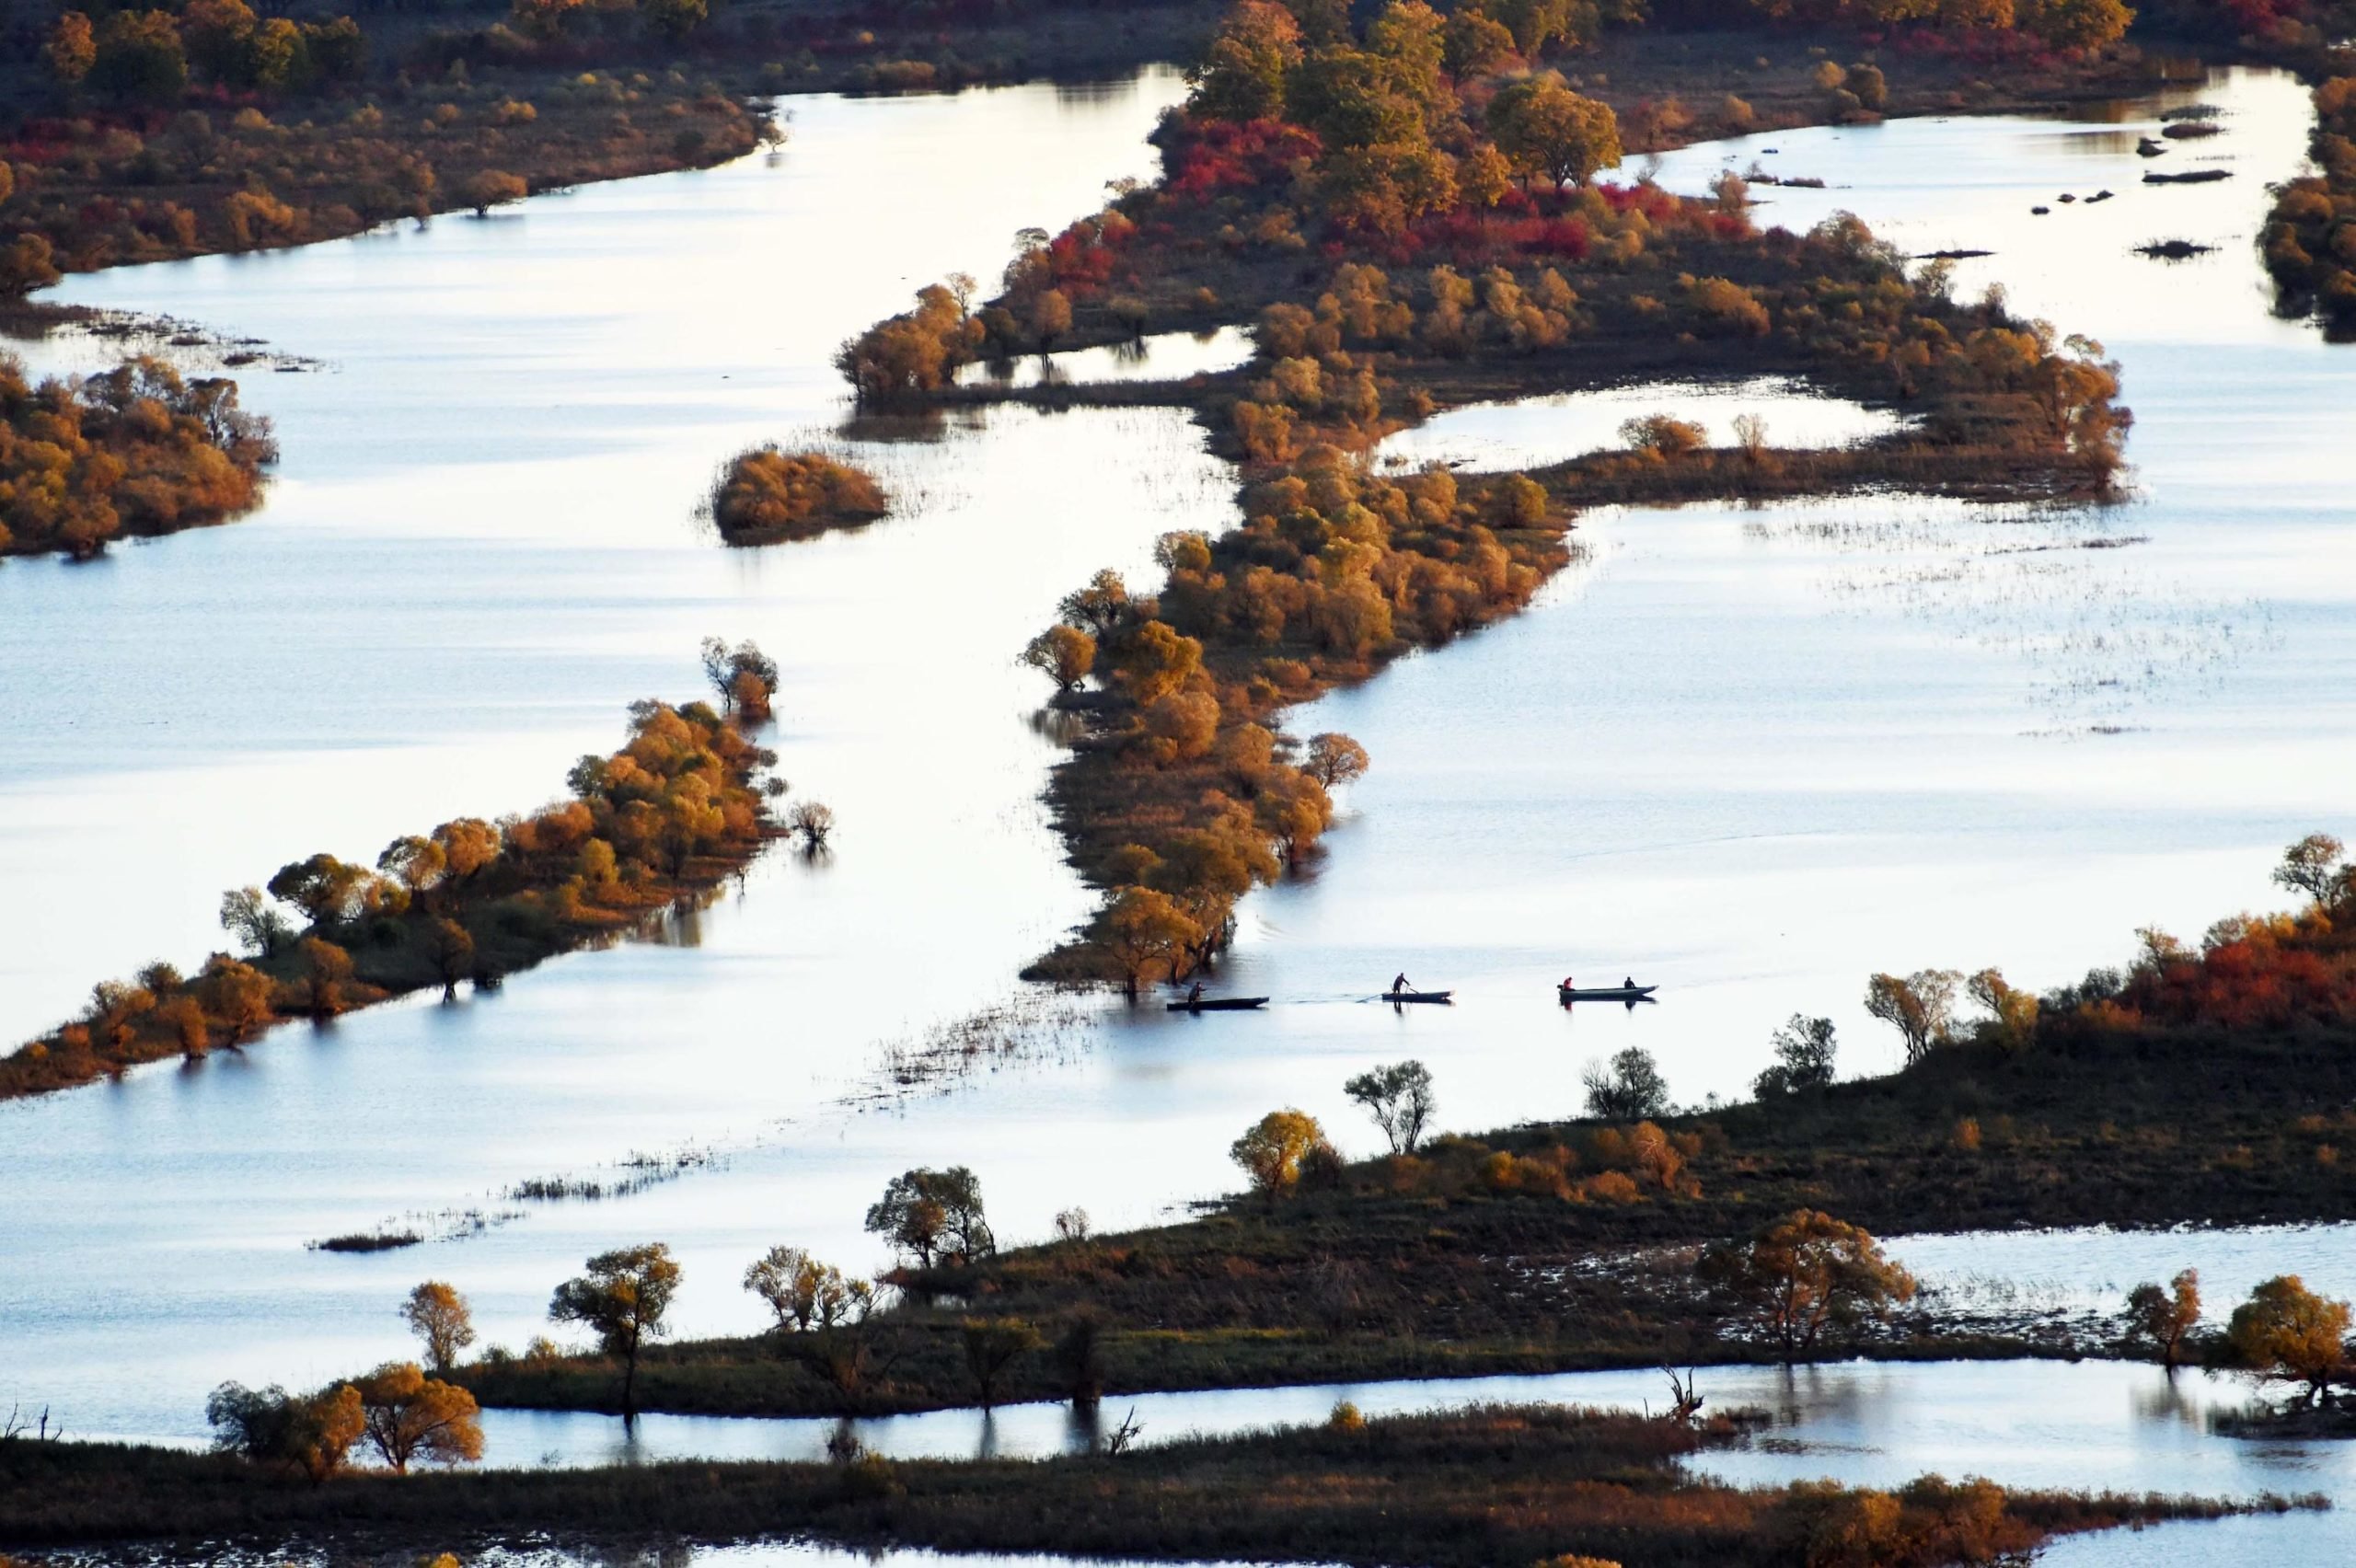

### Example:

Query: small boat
xmin=1558 ymin=984 xmax=1657 ymax=1003
xmin=1384 ymin=990 xmax=1454 ymax=1005
xmin=1166 ymin=996 xmax=1270 ymax=1012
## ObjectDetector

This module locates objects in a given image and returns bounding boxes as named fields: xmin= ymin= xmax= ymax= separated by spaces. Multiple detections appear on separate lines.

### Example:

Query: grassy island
xmin=443 ymin=847 xmax=2356 ymax=1423
xmin=838 ymin=0 xmax=2139 ymax=990
xmin=707 ymin=444 xmax=889 ymax=545
xmin=0 ymin=667 xmax=782 ymax=1102
xmin=0 ymin=352 xmax=274 ymax=557
xmin=0 ymin=1401 xmax=2309 ymax=1566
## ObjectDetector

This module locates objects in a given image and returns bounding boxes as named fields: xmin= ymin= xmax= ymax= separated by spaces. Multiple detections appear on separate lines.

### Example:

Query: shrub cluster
xmin=708 ymin=447 xmax=889 ymax=545
xmin=0 ymin=353 xmax=274 ymax=558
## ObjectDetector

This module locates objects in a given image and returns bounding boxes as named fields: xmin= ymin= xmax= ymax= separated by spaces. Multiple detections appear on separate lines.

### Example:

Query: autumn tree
xmin=1108 ymin=620 xmax=1204 ymax=705
xmin=700 ymin=637 xmax=780 ymax=721
xmin=427 ymin=918 xmax=475 ymax=997
xmin=298 ymin=936 xmax=352 ymax=1019
xmin=1059 ymin=569 xmax=1131 ymax=638
xmin=1583 ymin=1045 xmax=1668 ymax=1119
xmin=2124 ymin=1268 xmax=2201 ymax=1370
xmin=745 ymin=1245 xmax=865 ymax=1333
xmin=1101 ymin=884 xmax=1201 ymax=993
xmin=1700 ymin=1210 xmax=1918 ymax=1363
xmin=2227 ymin=1274 xmax=2350 ymax=1408
xmin=1344 ymin=1058 xmax=1436 ymax=1153
xmin=2272 ymin=832 xmax=2348 ymax=908
xmin=1864 ymin=969 xmax=1962 ymax=1065
xmin=710 ymin=447 xmax=888 ymax=544
xmin=206 ymin=1381 xmax=364 ymax=1484
xmin=865 ymin=1167 xmax=994 ymax=1268
xmin=1230 ymin=1108 xmax=1335 ymax=1195
xmin=2017 ymin=0 xmax=2134 ymax=50
xmin=354 ymin=1362 xmax=484 ymax=1473
xmin=196 ymin=954 xmax=274 ymax=1042
xmin=220 ymin=885 xmax=292 ymax=958
xmin=46 ymin=11 xmax=97 ymax=84
xmin=461 ymin=170 xmax=528 ymax=216
xmin=1967 ymin=967 xmax=2039 ymax=1051
xmin=1753 ymin=1014 xmax=1836 ymax=1098
xmin=89 ymin=10 xmax=189 ymax=105
xmin=960 ymin=1316 xmax=1046 ymax=1409
xmin=549 ymin=1243 xmax=681 ymax=1420
xmin=1485 ymin=75 xmax=1623 ymax=190
xmin=401 ymin=1281 xmax=476 ymax=1374
xmin=1196 ymin=0 xmax=1310 ymax=121
xmin=1304 ymin=732 xmax=1370 ymax=790
xmin=1022 ymin=625 xmax=1097 ymax=691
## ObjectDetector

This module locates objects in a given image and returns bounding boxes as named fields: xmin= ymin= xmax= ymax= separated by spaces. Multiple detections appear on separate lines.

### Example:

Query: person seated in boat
xmin=1561 ymin=974 xmax=1575 ymax=991
xmin=1186 ymin=980 xmax=1205 ymax=1005
xmin=1623 ymin=976 xmax=1635 ymax=990
xmin=1392 ymin=971 xmax=1412 ymax=998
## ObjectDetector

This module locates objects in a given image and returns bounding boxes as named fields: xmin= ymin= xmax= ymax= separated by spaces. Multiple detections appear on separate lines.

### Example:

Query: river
xmin=5 ymin=64 xmax=2356 ymax=1558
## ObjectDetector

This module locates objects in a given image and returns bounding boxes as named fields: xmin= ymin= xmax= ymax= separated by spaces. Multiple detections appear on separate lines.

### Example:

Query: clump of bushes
xmin=708 ymin=446 xmax=889 ymax=545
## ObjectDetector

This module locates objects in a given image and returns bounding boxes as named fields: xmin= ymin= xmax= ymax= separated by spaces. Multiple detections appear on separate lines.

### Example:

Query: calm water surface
xmin=6 ymin=64 xmax=2356 ymax=1491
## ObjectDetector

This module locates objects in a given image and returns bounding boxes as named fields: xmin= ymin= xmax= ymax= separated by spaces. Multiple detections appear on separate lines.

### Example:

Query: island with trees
xmin=705 ymin=444 xmax=890 ymax=546
xmin=0 ymin=642 xmax=796 ymax=1101
xmin=837 ymin=0 xmax=2144 ymax=991
xmin=0 ymin=352 xmax=275 ymax=557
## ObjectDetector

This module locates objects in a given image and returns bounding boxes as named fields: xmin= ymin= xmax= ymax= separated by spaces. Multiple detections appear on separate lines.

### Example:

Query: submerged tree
xmin=1303 ymin=732 xmax=1370 ymax=791
xmin=2124 ymin=1268 xmax=2201 ymax=1370
xmin=699 ymin=637 xmax=780 ymax=722
xmin=1022 ymin=624 xmax=1097 ymax=692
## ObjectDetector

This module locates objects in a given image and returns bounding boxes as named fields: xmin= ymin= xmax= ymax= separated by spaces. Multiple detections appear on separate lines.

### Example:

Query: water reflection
xmin=953 ymin=326 xmax=1253 ymax=389
xmin=1373 ymin=375 xmax=1911 ymax=472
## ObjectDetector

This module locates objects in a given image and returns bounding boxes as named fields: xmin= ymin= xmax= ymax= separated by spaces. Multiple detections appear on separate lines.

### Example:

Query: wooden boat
xmin=1384 ymin=990 xmax=1454 ymax=1005
xmin=1558 ymin=984 xmax=1657 ymax=1003
xmin=1166 ymin=996 xmax=1271 ymax=1012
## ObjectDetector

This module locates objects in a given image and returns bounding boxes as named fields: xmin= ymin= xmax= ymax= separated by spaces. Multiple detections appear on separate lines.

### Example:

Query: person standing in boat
xmin=1186 ymin=979 xmax=1205 ymax=1005
xmin=1391 ymin=971 xmax=1413 ymax=999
